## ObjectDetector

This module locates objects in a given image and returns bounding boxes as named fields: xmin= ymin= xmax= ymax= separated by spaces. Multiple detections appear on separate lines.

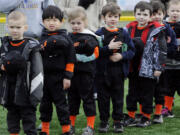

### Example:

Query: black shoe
xmin=136 ymin=116 xmax=151 ymax=127
xmin=98 ymin=121 xmax=109 ymax=133
xmin=152 ymin=115 xmax=163 ymax=124
xmin=70 ymin=125 xmax=75 ymax=135
xmin=39 ymin=132 xmax=48 ymax=135
xmin=135 ymin=113 xmax=143 ymax=123
xmin=124 ymin=116 xmax=137 ymax=127
xmin=113 ymin=121 xmax=124 ymax=133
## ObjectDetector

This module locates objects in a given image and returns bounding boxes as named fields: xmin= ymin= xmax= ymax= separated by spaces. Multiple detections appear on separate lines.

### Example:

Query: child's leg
xmin=126 ymin=72 xmax=139 ymax=119
xmin=39 ymin=75 xmax=54 ymax=135
xmin=50 ymin=74 xmax=70 ymax=134
xmin=111 ymin=73 xmax=124 ymax=122
xmin=137 ymin=77 xmax=156 ymax=127
xmin=68 ymin=75 xmax=81 ymax=128
xmin=97 ymin=76 xmax=110 ymax=123
xmin=164 ymin=70 xmax=176 ymax=111
xmin=154 ymin=73 xmax=165 ymax=115
xmin=7 ymin=107 xmax=20 ymax=135
xmin=21 ymin=106 xmax=37 ymax=135
xmin=78 ymin=73 xmax=96 ymax=129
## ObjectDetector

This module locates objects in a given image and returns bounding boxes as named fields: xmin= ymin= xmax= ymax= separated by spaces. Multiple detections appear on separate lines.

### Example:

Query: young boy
xmin=39 ymin=6 xmax=76 ymax=135
xmin=124 ymin=1 xmax=167 ymax=127
xmin=95 ymin=2 xmax=135 ymax=133
xmin=161 ymin=0 xmax=180 ymax=118
xmin=67 ymin=7 xmax=99 ymax=135
xmin=151 ymin=0 xmax=177 ymax=124
xmin=0 ymin=11 xmax=43 ymax=135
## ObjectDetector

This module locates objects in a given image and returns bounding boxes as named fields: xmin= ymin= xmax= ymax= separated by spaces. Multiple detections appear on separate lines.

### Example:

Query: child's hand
xmin=167 ymin=36 xmax=171 ymax=43
xmin=109 ymin=53 xmax=123 ymax=62
xmin=108 ymin=38 xmax=122 ymax=50
xmin=177 ymin=45 xmax=180 ymax=51
xmin=63 ymin=78 xmax=71 ymax=90
xmin=154 ymin=70 xmax=161 ymax=77
xmin=1 ymin=64 xmax=5 ymax=71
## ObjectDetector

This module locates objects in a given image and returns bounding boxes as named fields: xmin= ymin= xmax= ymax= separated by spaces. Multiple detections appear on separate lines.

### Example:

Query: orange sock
xmin=128 ymin=111 xmax=135 ymax=118
xmin=155 ymin=104 xmax=163 ymax=115
xmin=10 ymin=134 xmax=19 ymax=135
xmin=70 ymin=115 xmax=76 ymax=126
xmin=143 ymin=113 xmax=151 ymax=120
xmin=87 ymin=116 xmax=95 ymax=129
xmin=139 ymin=104 xmax=143 ymax=114
xmin=164 ymin=96 xmax=174 ymax=111
xmin=62 ymin=125 xmax=70 ymax=133
xmin=42 ymin=122 xmax=50 ymax=135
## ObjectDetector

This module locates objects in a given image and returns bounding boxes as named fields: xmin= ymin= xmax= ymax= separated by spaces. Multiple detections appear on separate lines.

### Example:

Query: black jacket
xmin=69 ymin=29 xmax=99 ymax=75
xmin=40 ymin=29 xmax=76 ymax=79
xmin=0 ymin=36 xmax=44 ymax=107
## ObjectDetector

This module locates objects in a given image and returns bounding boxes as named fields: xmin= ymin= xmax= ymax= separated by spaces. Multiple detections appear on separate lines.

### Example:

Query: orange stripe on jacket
xmin=94 ymin=46 xmax=99 ymax=58
xmin=66 ymin=63 xmax=74 ymax=72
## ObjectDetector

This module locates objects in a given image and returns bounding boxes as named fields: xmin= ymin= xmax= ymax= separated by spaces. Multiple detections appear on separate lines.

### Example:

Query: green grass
xmin=1 ymin=80 xmax=180 ymax=135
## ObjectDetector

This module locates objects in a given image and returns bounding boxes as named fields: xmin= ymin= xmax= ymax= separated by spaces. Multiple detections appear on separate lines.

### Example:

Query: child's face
xmin=168 ymin=4 xmax=180 ymax=22
xmin=8 ymin=19 xmax=27 ymax=40
xmin=70 ymin=17 xmax=85 ymax=33
xmin=152 ymin=10 xmax=164 ymax=24
xmin=43 ymin=16 xmax=62 ymax=31
xmin=135 ymin=8 xmax=151 ymax=27
xmin=103 ymin=12 xmax=119 ymax=29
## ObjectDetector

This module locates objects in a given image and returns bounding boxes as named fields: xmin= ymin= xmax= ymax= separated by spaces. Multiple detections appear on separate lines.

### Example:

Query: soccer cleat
xmin=39 ymin=132 xmax=48 ymax=135
xmin=113 ymin=121 xmax=124 ymax=133
xmin=162 ymin=108 xmax=175 ymax=118
xmin=123 ymin=116 xmax=137 ymax=127
xmin=82 ymin=126 xmax=94 ymax=135
xmin=98 ymin=121 xmax=109 ymax=133
xmin=136 ymin=116 xmax=151 ymax=127
xmin=152 ymin=115 xmax=163 ymax=124
xmin=135 ymin=113 xmax=143 ymax=123
xmin=69 ymin=125 xmax=75 ymax=135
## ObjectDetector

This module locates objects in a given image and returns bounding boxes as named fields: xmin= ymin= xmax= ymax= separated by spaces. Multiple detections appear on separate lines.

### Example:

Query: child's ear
xmin=24 ymin=25 xmax=28 ymax=31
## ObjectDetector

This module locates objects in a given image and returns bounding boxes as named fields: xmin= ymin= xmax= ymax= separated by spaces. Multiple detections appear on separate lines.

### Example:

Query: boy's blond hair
xmin=8 ymin=11 xmax=27 ymax=24
xmin=167 ymin=0 xmax=180 ymax=9
xmin=68 ymin=6 xmax=88 ymax=27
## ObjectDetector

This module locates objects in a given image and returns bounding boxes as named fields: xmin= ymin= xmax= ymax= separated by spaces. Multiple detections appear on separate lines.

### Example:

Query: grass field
xmin=1 ymin=80 xmax=180 ymax=135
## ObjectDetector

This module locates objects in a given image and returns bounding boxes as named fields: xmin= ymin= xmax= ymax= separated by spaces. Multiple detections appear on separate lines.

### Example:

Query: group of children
xmin=0 ymin=0 xmax=180 ymax=135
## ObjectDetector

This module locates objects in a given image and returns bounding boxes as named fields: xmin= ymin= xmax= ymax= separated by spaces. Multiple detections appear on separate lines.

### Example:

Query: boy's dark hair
xmin=101 ymin=2 xmax=121 ymax=17
xmin=134 ymin=1 xmax=153 ymax=16
xmin=150 ymin=1 xmax=165 ymax=14
xmin=42 ymin=5 xmax=63 ymax=22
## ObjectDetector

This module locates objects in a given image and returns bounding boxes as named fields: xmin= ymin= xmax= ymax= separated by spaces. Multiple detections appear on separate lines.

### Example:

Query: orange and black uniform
xmin=126 ymin=21 xmax=165 ymax=119
xmin=68 ymin=31 xmax=99 ymax=129
xmin=0 ymin=37 xmax=43 ymax=135
xmin=39 ymin=29 xmax=76 ymax=129
xmin=163 ymin=21 xmax=180 ymax=111
xmin=95 ymin=27 xmax=135 ymax=122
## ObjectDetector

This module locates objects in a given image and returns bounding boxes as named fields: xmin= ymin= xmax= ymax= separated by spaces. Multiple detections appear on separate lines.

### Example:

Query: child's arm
xmin=63 ymin=39 xmax=76 ymax=90
xmin=153 ymin=28 xmax=167 ymax=76
xmin=120 ymin=29 xmax=135 ymax=60
xmin=76 ymin=46 xmax=99 ymax=63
